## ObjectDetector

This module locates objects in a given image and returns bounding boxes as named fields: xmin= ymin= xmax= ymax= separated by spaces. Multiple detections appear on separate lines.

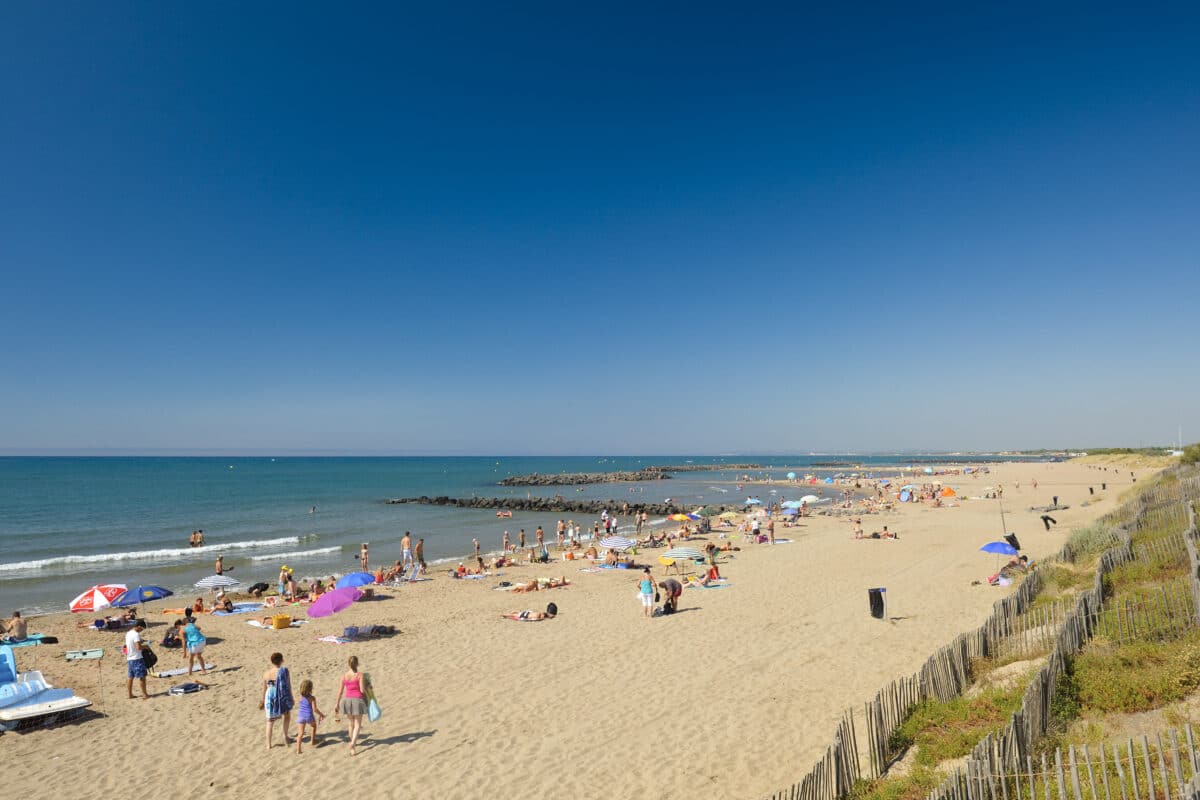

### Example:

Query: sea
xmin=0 ymin=455 xmax=1033 ymax=615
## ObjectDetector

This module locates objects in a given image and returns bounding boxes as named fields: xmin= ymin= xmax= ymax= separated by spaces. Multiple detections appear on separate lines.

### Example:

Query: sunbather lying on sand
xmin=500 ymin=603 xmax=558 ymax=621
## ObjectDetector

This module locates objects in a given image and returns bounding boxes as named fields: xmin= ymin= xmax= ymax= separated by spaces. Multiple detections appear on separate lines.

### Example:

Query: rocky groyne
xmin=497 ymin=463 xmax=765 ymax=486
xmin=386 ymin=496 xmax=692 ymax=516
xmin=498 ymin=469 xmax=668 ymax=486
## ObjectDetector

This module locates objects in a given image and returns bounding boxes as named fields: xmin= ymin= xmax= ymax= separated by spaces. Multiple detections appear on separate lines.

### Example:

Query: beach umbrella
xmin=786 ymin=472 xmax=796 ymax=480
xmin=69 ymin=584 xmax=127 ymax=613
xmin=781 ymin=500 xmax=803 ymax=508
xmin=981 ymin=540 xmax=1018 ymax=572
xmin=662 ymin=547 xmax=705 ymax=562
xmin=878 ymin=479 xmax=891 ymax=486
xmin=109 ymin=585 xmax=173 ymax=608
xmin=899 ymin=490 xmax=912 ymax=502
xmin=782 ymin=508 xmax=799 ymax=516
xmin=335 ymin=572 xmax=376 ymax=589
xmin=667 ymin=513 xmax=690 ymax=522
xmin=941 ymin=487 xmax=956 ymax=497
xmin=194 ymin=574 xmax=240 ymax=591
xmin=824 ymin=477 xmax=834 ymax=484
xmin=718 ymin=511 xmax=739 ymax=519
xmin=599 ymin=535 xmax=636 ymax=551
xmin=800 ymin=495 xmax=820 ymax=504
xmin=306 ymin=586 xmax=362 ymax=618
xmin=686 ymin=512 xmax=703 ymax=521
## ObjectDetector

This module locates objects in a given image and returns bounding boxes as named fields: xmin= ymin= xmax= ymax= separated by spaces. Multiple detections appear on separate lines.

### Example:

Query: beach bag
xmin=142 ymin=646 xmax=158 ymax=670
xmin=367 ymin=697 xmax=382 ymax=722
xmin=169 ymin=682 xmax=203 ymax=695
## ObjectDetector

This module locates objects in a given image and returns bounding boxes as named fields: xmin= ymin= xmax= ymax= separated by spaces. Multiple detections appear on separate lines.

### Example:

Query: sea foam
xmin=0 ymin=536 xmax=301 ymax=573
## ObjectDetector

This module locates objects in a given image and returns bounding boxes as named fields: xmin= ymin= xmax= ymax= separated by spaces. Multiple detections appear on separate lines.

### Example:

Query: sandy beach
xmin=3 ymin=460 xmax=1158 ymax=800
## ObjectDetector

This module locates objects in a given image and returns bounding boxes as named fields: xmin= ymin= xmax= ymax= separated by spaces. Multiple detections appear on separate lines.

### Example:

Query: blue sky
xmin=1 ymin=4 xmax=1197 ymax=454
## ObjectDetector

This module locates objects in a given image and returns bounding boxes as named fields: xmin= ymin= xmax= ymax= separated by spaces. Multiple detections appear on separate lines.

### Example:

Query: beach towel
xmin=317 ymin=635 xmax=352 ymax=645
xmin=577 ymin=567 xmax=605 ymax=574
xmin=2 ymin=634 xmax=49 ymax=648
xmin=211 ymin=603 xmax=264 ymax=616
xmin=248 ymin=619 xmax=307 ymax=629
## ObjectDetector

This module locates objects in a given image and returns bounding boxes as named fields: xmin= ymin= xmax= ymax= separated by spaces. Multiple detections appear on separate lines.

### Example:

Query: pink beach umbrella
xmin=69 ymin=583 xmax=128 ymax=613
xmin=306 ymin=586 xmax=363 ymax=618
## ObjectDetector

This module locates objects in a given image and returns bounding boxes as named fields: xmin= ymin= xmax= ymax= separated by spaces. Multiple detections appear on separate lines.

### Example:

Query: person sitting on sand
xmin=470 ymin=557 xmax=487 ymax=575
xmin=192 ymin=597 xmax=206 ymax=615
xmin=1 ymin=611 xmax=27 ymax=642
xmin=583 ymin=546 xmax=598 ymax=560
xmin=210 ymin=594 xmax=234 ymax=614
xmin=501 ymin=603 xmax=557 ymax=621
xmin=604 ymin=548 xmax=619 ymax=566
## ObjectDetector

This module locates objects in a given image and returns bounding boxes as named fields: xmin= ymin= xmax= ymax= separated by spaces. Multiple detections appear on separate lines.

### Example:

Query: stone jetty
xmin=497 ymin=463 xmax=765 ymax=486
xmin=386 ymin=495 xmax=694 ymax=516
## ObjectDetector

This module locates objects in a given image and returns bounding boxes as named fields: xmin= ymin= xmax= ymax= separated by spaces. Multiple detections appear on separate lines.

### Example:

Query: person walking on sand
xmin=261 ymin=652 xmax=294 ymax=749
xmin=295 ymin=679 xmax=326 ymax=753
xmin=400 ymin=532 xmax=413 ymax=570
xmin=638 ymin=567 xmax=655 ymax=619
xmin=334 ymin=655 xmax=368 ymax=756
xmin=415 ymin=537 xmax=426 ymax=575
xmin=125 ymin=621 xmax=151 ymax=699
xmin=183 ymin=617 xmax=209 ymax=675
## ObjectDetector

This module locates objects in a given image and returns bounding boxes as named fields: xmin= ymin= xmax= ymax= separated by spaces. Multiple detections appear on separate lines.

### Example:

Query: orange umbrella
xmin=941 ymin=487 xmax=956 ymax=497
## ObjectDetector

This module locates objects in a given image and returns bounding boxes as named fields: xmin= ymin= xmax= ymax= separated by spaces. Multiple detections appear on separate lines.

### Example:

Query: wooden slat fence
xmin=761 ymin=467 xmax=1200 ymax=800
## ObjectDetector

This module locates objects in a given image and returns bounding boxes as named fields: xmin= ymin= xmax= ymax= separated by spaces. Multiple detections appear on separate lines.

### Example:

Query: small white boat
xmin=0 ymin=646 xmax=92 ymax=731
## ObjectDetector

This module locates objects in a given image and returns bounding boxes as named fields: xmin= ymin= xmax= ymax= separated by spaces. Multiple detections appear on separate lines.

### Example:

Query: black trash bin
xmin=869 ymin=587 xmax=887 ymax=620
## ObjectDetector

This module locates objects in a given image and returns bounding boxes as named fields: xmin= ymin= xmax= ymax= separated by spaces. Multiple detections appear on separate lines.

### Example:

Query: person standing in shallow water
xmin=359 ymin=543 xmax=369 ymax=572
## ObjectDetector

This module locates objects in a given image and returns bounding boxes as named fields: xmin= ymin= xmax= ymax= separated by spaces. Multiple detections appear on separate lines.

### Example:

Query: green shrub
xmin=1182 ymin=443 xmax=1200 ymax=465
xmin=1074 ymin=633 xmax=1200 ymax=713
xmin=891 ymin=685 xmax=1026 ymax=767
xmin=845 ymin=766 xmax=942 ymax=800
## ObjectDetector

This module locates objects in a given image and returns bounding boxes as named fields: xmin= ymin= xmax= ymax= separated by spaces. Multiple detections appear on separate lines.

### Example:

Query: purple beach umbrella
xmin=306 ymin=586 xmax=363 ymax=618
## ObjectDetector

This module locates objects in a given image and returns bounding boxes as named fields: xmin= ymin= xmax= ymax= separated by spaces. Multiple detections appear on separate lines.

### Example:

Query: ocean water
xmin=0 ymin=455 xmax=1023 ymax=614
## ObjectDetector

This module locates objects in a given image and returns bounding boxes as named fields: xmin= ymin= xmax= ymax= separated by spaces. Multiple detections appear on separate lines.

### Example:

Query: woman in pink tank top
xmin=334 ymin=655 xmax=368 ymax=755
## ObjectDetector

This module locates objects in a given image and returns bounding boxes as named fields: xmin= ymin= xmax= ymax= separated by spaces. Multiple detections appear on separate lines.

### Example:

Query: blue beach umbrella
xmin=110 ymin=585 xmax=174 ymax=608
xmin=336 ymin=571 xmax=377 ymax=589
xmin=786 ymin=472 xmax=796 ymax=480
xmin=979 ymin=541 xmax=1018 ymax=556
xmin=899 ymin=490 xmax=912 ymax=503
xmin=782 ymin=508 xmax=799 ymax=516
xmin=824 ymin=477 xmax=834 ymax=484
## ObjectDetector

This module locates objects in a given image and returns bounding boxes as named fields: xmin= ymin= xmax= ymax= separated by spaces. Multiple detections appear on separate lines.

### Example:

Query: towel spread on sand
xmin=211 ymin=603 xmax=264 ymax=616
xmin=247 ymin=619 xmax=307 ymax=629
xmin=317 ymin=635 xmax=352 ymax=644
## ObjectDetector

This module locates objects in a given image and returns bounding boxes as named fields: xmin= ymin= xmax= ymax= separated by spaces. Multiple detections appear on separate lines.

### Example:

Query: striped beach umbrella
xmin=599 ymin=536 xmax=635 ymax=551
xmin=667 ymin=514 xmax=690 ymax=522
xmin=662 ymin=547 xmax=705 ymax=562
xmin=69 ymin=584 xmax=128 ymax=613
xmin=195 ymin=574 xmax=240 ymax=591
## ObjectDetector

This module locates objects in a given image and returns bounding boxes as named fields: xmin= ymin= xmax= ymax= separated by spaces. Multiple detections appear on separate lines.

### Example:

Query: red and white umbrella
xmin=69 ymin=583 xmax=128 ymax=613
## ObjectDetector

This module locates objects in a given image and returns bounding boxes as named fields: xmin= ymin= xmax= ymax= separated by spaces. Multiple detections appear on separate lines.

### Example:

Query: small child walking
xmin=296 ymin=679 xmax=326 ymax=753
